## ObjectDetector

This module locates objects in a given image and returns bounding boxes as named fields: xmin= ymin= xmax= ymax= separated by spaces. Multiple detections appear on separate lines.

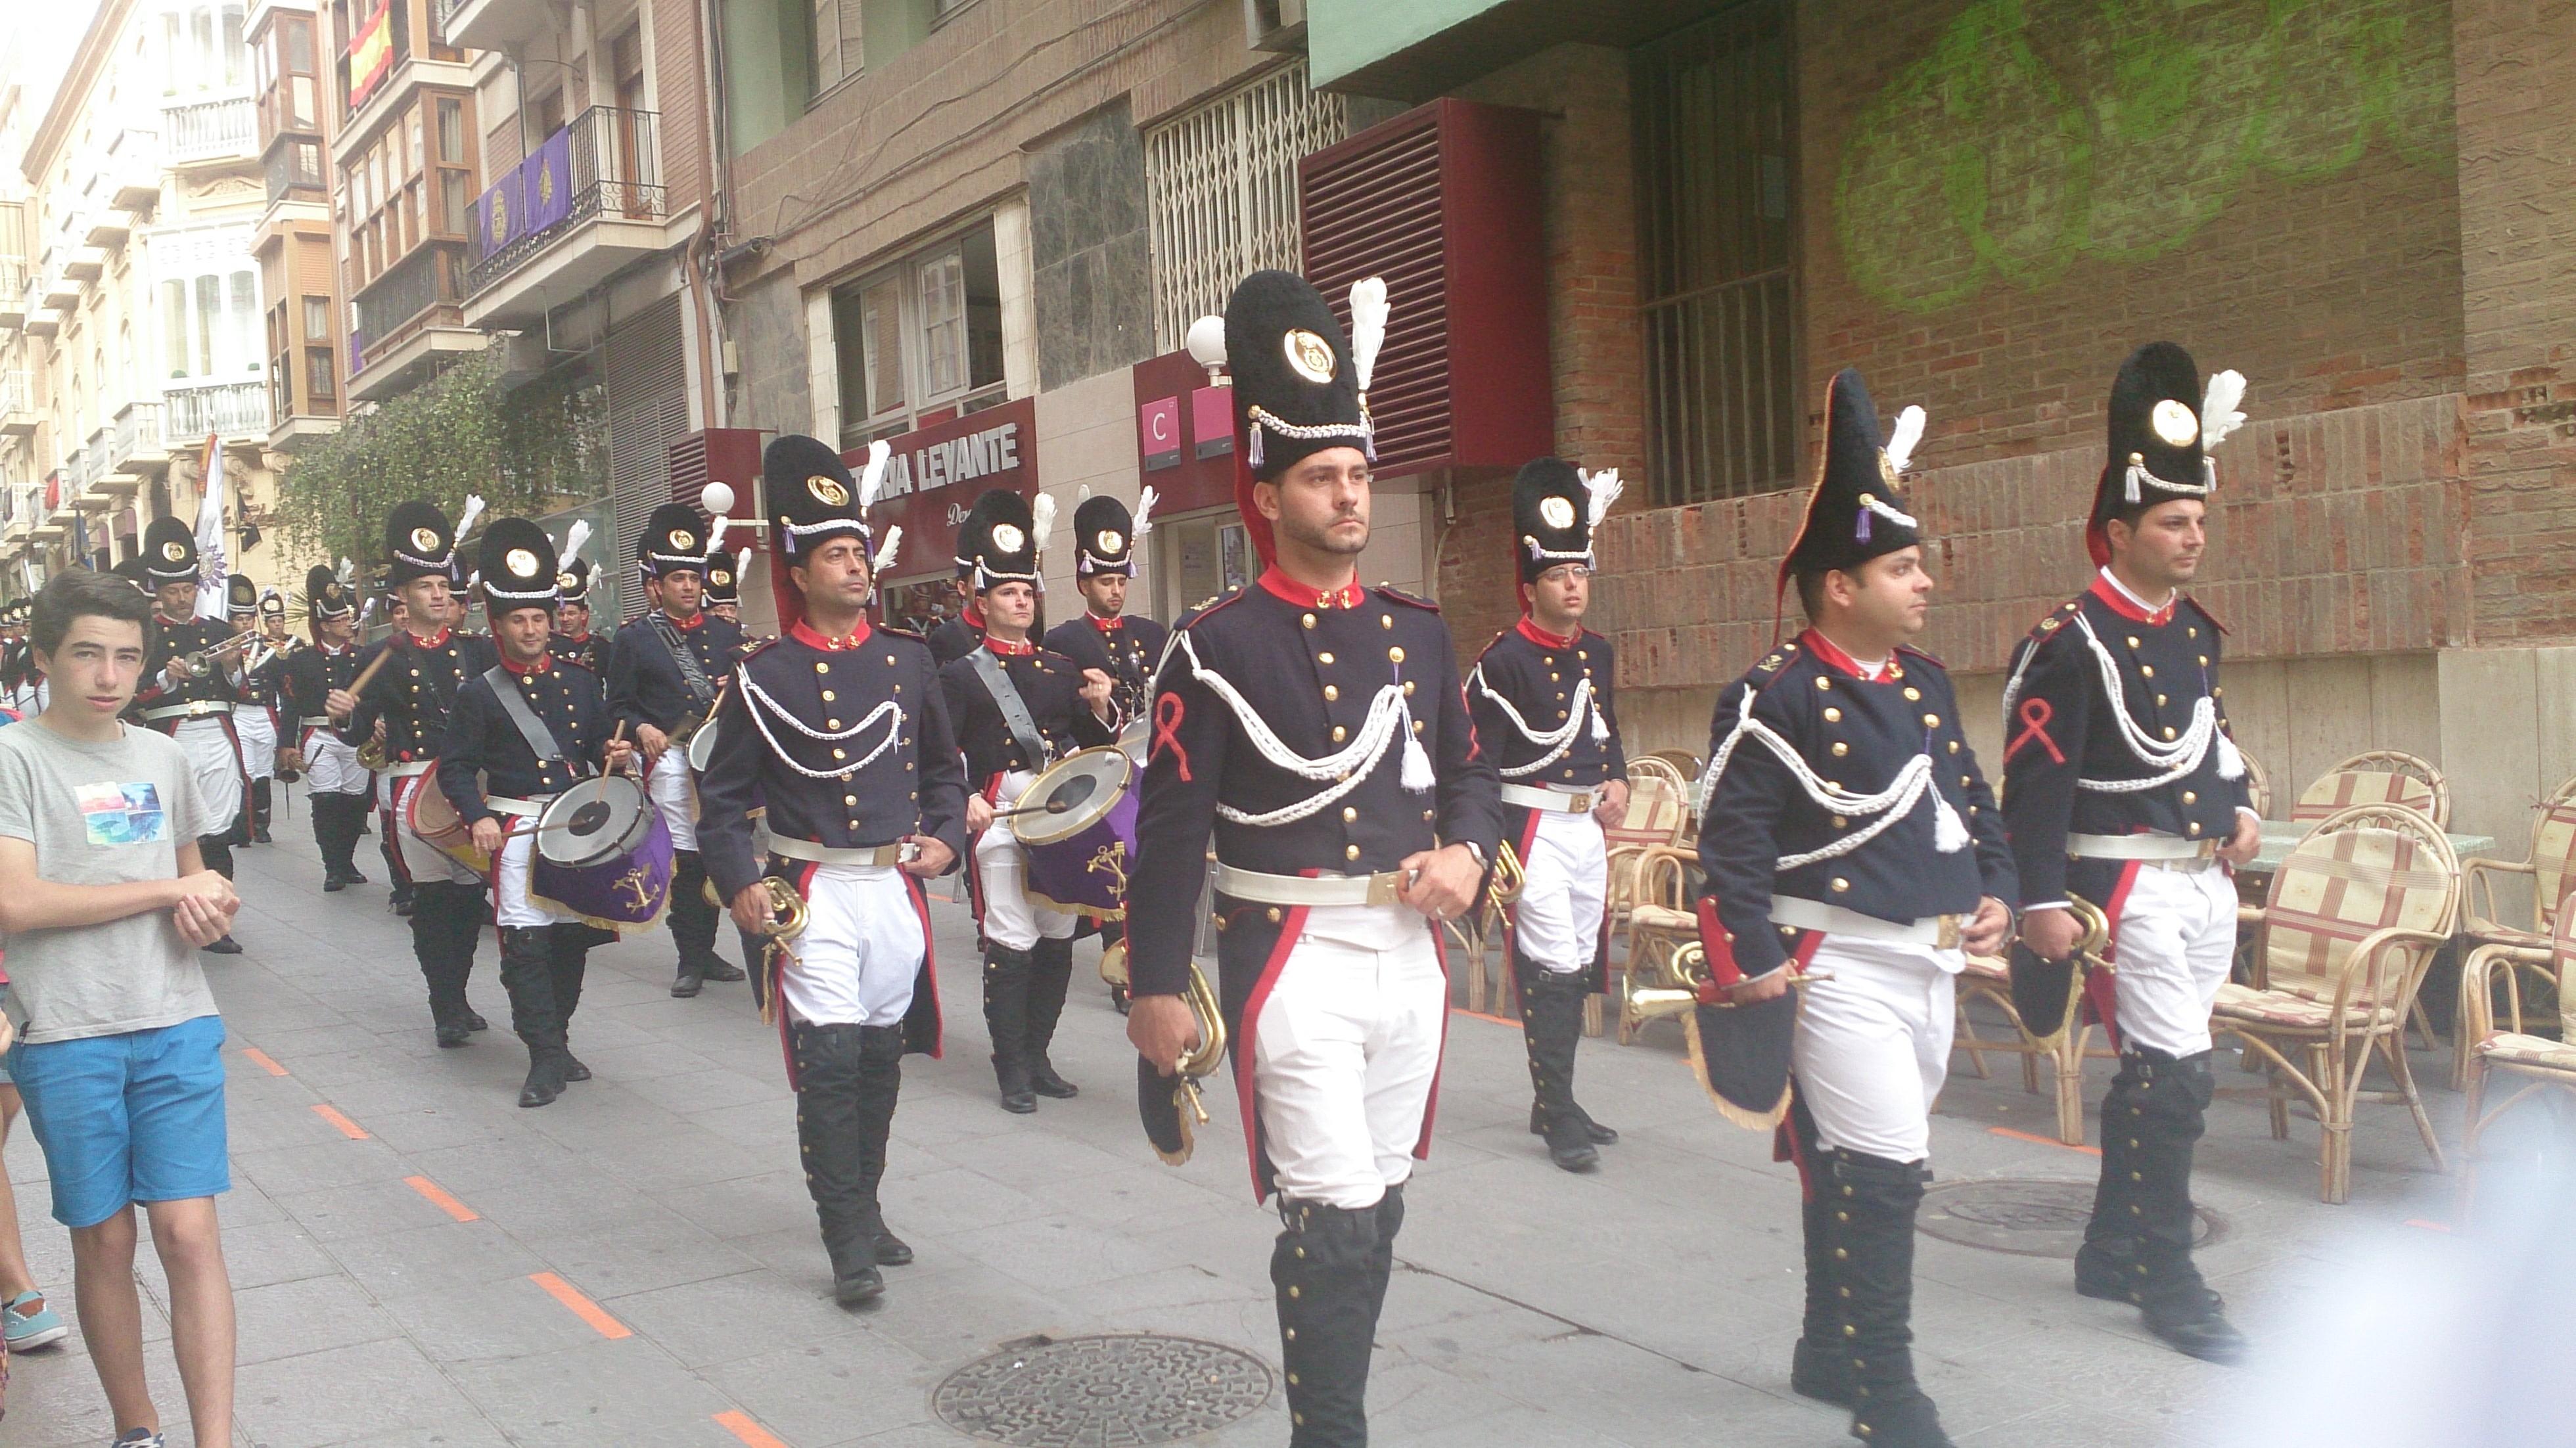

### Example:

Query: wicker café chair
xmin=2211 ymin=804 xmax=2461 ymax=1203
xmin=1596 ymin=760 xmax=1695 ymax=1037
xmin=2238 ymin=744 xmax=2272 ymax=821
xmin=2289 ymin=750 xmax=2450 ymax=830
xmin=1618 ymin=844 xmax=1707 ymax=1044
xmin=2450 ymin=775 xmax=2576 ymax=1087
xmin=1953 ymin=899 xmax=2115 ymax=1145
xmin=2457 ymin=892 xmax=2576 ymax=1219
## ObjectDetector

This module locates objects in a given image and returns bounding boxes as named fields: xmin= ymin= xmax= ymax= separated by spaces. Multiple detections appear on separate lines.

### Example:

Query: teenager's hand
xmin=170 ymin=871 xmax=237 ymax=948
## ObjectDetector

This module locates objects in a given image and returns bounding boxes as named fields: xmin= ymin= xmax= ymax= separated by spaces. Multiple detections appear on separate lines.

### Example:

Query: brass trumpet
xmin=170 ymin=631 xmax=259 ymax=680
xmin=1486 ymin=838 xmax=1527 ymax=908
xmin=1151 ymin=962 xmax=1230 ymax=1166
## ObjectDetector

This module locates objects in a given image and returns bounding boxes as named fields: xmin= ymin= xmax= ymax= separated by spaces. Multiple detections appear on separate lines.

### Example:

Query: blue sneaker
xmin=112 ymin=1431 xmax=166 ymax=1447
xmin=1 ymin=1292 xmax=65 ymax=1350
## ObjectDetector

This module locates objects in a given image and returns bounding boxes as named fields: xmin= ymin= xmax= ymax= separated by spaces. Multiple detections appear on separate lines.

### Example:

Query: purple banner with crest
xmin=470 ymin=166 xmax=526 ymax=261
xmin=521 ymin=126 xmax=574 ymax=237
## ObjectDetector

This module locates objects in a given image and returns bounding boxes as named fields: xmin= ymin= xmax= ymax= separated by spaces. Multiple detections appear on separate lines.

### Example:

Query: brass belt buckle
xmin=1365 ymin=871 xmax=1404 ymax=907
xmin=1935 ymin=915 xmax=1962 ymax=951
xmin=1569 ymin=792 xmax=1592 ymax=813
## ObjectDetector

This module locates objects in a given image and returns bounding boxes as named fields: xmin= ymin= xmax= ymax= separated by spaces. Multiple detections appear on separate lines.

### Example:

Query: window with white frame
xmin=160 ymin=267 xmax=263 ymax=382
xmin=164 ymin=5 xmax=250 ymax=96
xmin=829 ymin=220 xmax=1005 ymax=448
xmin=810 ymin=0 xmax=862 ymax=97
xmin=1142 ymin=61 xmax=1349 ymax=355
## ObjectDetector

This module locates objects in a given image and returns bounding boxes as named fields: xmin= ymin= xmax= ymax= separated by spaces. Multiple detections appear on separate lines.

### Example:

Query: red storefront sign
xmin=1130 ymin=350 xmax=1237 ymax=518
xmin=1139 ymin=396 xmax=1181 ymax=472
xmin=849 ymin=397 xmax=1039 ymax=577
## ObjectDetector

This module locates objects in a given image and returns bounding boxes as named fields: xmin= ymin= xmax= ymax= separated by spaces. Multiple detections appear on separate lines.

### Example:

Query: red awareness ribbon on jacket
xmin=2006 ymin=697 xmax=2065 ymax=764
xmin=1151 ymin=692 xmax=1191 ymax=782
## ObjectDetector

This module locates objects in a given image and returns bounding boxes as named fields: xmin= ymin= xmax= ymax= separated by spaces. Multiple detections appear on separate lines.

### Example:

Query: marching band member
xmin=1693 ymin=368 xmax=2015 ymax=1448
xmin=0 ymin=598 xmax=38 ymax=713
xmin=608 ymin=502 xmax=747 ymax=998
xmin=551 ymin=524 xmax=610 ymax=677
xmin=333 ymin=499 xmax=499 ymax=1045
xmin=697 ymin=434 xmax=967 ymax=1307
xmin=1467 ymin=457 xmax=1630 ymax=1173
xmin=285 ymin=566 xmax=373 ymax=892
xmin=437 ymin=521 xmax=633 ymax=1108
xmin=227 ymin=577 xmax=283 ymax=846
xmin=939 ymin=487 xmax=1119 ymax=1114
xmin=926 ymin=565 xmax=986 ymax=665
xmin=703 ymin=528 xmax=751 ymax=625
xmin=1124 ymin=271 xmax=1501 ymax=1448
xmin=132 ymin=517 xmax=248 ymax=955
xmin=2001 ymin=342 xmax=2255 ymax=1365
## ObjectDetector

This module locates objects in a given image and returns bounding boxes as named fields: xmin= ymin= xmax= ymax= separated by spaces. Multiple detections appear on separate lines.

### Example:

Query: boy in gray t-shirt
xmin=0 ymin=570 xmax=241 ymax=1448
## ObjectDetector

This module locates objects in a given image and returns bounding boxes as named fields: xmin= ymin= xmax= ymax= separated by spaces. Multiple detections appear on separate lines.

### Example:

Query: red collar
xmin=791 ymin=619 xmax=873 ymax=652
xmin=2088 ymin=571 xmax=2179 ymax=627
xmin=1517 ymin=616 xmax=1578 ymax=650
xmin=961 ymin=602 xmax=985 ymax=630
xmin=501 ymin=651 xmax=553 ymax=677
xmin=662 ymin=609 xmax=705 ymax=632
xmin=1799 ymin=628 xmax=1902 ymax=682
xmin=559 ymin=630 xmax=593 ymax=645
xmin=1086 ymin=612 xmax=1124 ymax=633
xmin=405 ymin=627 xmax=453 ymax=650
xmin=1258 ymin=567 xmax=1365 ymax=610
xmin=984 ymin=633 xmax=1037 ymax=658
xmin=153 ymin=613 xmax=193 ymax=627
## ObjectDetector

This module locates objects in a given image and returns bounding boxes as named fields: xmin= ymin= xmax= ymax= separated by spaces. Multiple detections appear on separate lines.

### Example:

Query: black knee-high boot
xmin=1826 ymin=1148 xmax=1950 ymax=1448
xmin=381 ymin=807 xmax=413 ymax=914
xmin=499 ymin=926 xmax=568 ymax=1107
xmin=328 ymin=794 xmax=371 ymax=884
xmin=413 ymin=882 xmax=486 ymax=1045
xmin=854 ymin=1025 xmax=910 ymax=1266
xmin=1518 ymin=964 xmax=1599 ymax=1171
xmin=982 ymin=943 xmax=1036 ymax=1112
xmin=1785 ymin=1098 xmax=1854 ymax=1406
xmin=793 ymin=1022 xmax=908 ymax=1304
xmin=665 ymin=850 xmax=738 ymax=993
xmin=313 ymin=792 xmax=344 ymax=887
xmin=1024 ymin=936 xmax=1078 ymax=1098
xmin=547 ymin=924 xmax=597 ymax=1081
xmin=2083 ymin=1049 xmax=2244 ymax=1362
xmin=1274 ymin=1198 xmax=1381 ymax=1447
xmin=250 ymin=777 xmax=273 ymax=842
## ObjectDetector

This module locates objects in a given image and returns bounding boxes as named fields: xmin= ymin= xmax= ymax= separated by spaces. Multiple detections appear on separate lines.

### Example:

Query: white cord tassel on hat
xmin=1133 ymin=485 xmax=1157 ymax=541
xmin=1580 ymin=467 xmax=1624 ymax=528
xmin=872 ymin=525 xmax=902 ymax=576
xmin=561 ymin=519 xmax=590 ymax=565
xmin=857 ymin=440 xmax=891 ymax=510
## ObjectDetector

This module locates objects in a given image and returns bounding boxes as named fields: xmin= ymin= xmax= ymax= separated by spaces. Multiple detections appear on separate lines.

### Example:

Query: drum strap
xmin=481 ymin=666 xmax=583 ymax=773
xmin=649 ymin=613 xmax=721 ymax=715
xmin=968 ymin=648 xmax=1053 ymax=769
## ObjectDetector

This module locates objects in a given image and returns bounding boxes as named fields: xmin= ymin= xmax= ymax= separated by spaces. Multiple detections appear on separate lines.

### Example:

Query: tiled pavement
xmin=1 ymin=792 xmax=2535 ymax=1447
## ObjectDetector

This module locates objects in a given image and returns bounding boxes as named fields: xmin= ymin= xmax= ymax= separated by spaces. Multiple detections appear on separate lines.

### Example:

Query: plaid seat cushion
xmin=2291 ymin=770 xmax=2437 ymax=824
xmin=2258 ymin=826 xmax=2452 ymax=1009
xmin=2474 ymin=1031 xmax=2576 ymax=1074
xmin=2213 ymin=981 xmax=2401 ymax=1030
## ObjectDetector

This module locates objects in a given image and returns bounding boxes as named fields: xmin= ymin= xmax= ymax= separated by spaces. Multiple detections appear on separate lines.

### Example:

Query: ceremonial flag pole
xmin=193 ymin=432 xmax=228 ymax=620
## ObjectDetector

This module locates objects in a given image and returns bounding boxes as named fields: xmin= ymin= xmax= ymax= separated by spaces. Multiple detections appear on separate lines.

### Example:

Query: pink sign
xmin=1190 ymin=386 xmax=1234 ymax=460
xmin=1139 ymin=396 xmax=1180 ymax=472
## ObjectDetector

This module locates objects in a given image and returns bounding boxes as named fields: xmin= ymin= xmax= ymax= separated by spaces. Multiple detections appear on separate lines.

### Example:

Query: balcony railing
xmin=264 ymin=141 xmax=327 ymax=206
xmin=352 ymin=242 xmax=458 ymax=345
xmin=467 ymin=108 xmax=664 ymax=295
xmin=83 ymin=430 xmax=112 ymax=489
xmin=166 ymin=380 xmax=271 ymax=439
xmin=164 ymin=98 xmax=256 ymax=164
xmin=113 ymin=401 xmax=166 ymax=471
xmin=0 ymin=369 xmax=30 ymax=419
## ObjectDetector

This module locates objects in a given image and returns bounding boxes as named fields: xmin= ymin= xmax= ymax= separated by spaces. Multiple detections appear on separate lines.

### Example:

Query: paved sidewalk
xmin=1 ymin=796 xmax=2500 ymax=1447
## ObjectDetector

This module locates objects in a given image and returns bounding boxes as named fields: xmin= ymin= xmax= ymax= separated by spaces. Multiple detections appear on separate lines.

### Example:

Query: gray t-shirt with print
xmin=0 ymin=719 xmax=215 ymax=1043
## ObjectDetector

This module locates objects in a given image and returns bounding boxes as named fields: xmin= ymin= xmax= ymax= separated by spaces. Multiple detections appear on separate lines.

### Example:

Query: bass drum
xmin=531 ymin=775 xmax=674 ymax=929
xmin=1011 ymin=745 xmax=1138 ymax=920
xmin=403 ymin=773 xmax=488 ymax=872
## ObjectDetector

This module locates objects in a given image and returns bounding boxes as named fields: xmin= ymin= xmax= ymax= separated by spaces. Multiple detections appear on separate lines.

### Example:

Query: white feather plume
xmin=1030 ymin=491 xmax=1056 ymax=560
xmin=1579 ymin=467 xmax=1624 ymax=528
xmin=2201 ymin=371 xmax=2247 ymax=450
xmin=708 ymin=515 xmax=730 ymax=554
xmin=453 ymin=494 xmax=486 ymax=547
xmin=1348 ymin=277 xmax=1389 ymax=395
xmin=1884 ymin=405 xmax=1927 ymax=475
xmin=1078 ymin=482 xmax=1092 ymax=505
xmin=857 ymin=440 xmax=891 ymax=510
xmin=1133 ymin=485 xmax=1157 ymax=540
xmin=335 ymin=556 xmax=354 ymax=583
xmin=872 ymin=526 xmax=902 ymax=576
xmin=735 ymin=547 xmax=751 ymax=583
xmin=561 ymin=520 xmax=591 ymax=564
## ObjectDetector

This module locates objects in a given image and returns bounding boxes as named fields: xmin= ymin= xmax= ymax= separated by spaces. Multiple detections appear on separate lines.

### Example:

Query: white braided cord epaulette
xmin=2063 ymin=612 xmax=2243 ymax=791
xmin=1173 ymin=630 xmax=1431 ymax=826
xmin=737 ymin=670 xmax=906 ymax=781
xmin=1698 ymin=684 xmax=1969 ymax=869
xmin=1469 ymin=664 xmax=1608 ymax=779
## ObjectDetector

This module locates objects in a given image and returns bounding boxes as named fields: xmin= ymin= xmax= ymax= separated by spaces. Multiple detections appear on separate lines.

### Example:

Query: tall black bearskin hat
xmin=636 ymin=501 xmax=709 ymax=581
xmin=1219 ymin=269 xmax=1387 ymax=565
xmin=1778 ymin=367 xmax=1927 ymax=607
xmin=143 ymin=515 xmax=200 ymax=587
xmin=956 ymin=487 xmax=1051 ymax=595
xmin=764 ymin=434 xmax=905 ymax=630
xmin=2088 ymin=342 xmax=2246 ymax=567
xmin=552 ymin=520 xmax=595 ymax=604
xmin=478 ymin=518 xmax=560 ymax=614
xmin=1072 ymin=486 xmax=1155 ymax=579
xmin=385 ymin=497 xmax=480 ymax=586
xmin=225 ymin=574 xmax=257 ymax=617
xmin=305 ymin=564 xmax=355 ymax=627
xmin=258 ymin=587 xmax=286 ymax=622
xmin=114 ymin=554 xmax=154 ymax=595
xmin=702 ymin=535 xmax=746 ymax=606
xmin=1511 ymin=457 xmax=1624 ymax=587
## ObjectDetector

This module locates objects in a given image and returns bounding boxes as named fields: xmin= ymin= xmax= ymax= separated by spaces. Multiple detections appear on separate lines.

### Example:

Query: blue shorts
xmin=7 ymin=1015 xmax=231 ymax=1228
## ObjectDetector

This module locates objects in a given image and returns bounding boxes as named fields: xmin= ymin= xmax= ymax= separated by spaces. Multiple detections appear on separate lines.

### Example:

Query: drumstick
xmin=990 ymin=798 xmax=1074 ymax=819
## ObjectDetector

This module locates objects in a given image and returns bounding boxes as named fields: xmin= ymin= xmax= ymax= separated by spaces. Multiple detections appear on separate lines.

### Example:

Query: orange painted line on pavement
xmin=1449 ymin=1007 xmax=1519 ymax=1027
xmin=311 ymin=1104 xmax=371 ymax=1139
xmin=714 ymin=1411 xmax=793 ymax=1448
xmin=403 ymin=1175 xmax=479 ymax=1223
xmin=530 ymin=1272 xmax=631 ymax=1339
xmin=2404 ymin=1218 xmax=2453 ymax=1233
xmin=241 ymin=1047 xmax=289 ymax=1076
xmin=1988 ymin=1125 xmax=2102 ymax=1157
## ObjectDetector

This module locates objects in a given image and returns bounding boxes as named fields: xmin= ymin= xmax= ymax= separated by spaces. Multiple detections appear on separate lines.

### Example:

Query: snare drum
xmin=1011 ymin=746 xmax=1139 ymax=920
xmin=530 ymin=775 xmax=674 ymax=929
xmin=1115 ymin=714 xmax=1151 ymax=763
xmin=404 ymin=775 xmax=489 ymax=872
xmin=685 ymin=716 xmax=722 ymax=774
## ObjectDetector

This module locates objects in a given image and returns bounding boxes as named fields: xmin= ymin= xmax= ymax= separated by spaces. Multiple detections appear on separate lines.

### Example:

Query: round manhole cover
xmin=1919 ymin=1178 xmax=2222 ymax=1257
xmin=932 ymin=1333 xmax=1274 ymax=1445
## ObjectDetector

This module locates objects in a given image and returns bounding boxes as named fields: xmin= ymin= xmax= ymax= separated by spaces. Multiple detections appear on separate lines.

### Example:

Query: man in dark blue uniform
xmin=1125 ymin=271 xmax=1500 ymax=1448
xmin=698 ymin=434 xmax=967 ymax=1307
xmin=1467 ymin=457 xmax=1631 ymax=1173
xmin=940 ymin=487 xmax=1119 ymax=1114
xmin=231 ymin=577 xmax=287 ymax=844
xmin=438 ymin=520 xmax=635 ymax=1107
xmin=131 ymin=516 xmax=249 ymax=953
xmin=609 ymin=501 xmax=747 ymax=997
xmin=332 ymin=498 xmax=501 ymax=1043
xmin=551 ymin=522 xmax=611 ymax=677
xmin=702 ymin=525 xmax=750 ymax=626
xmin=2002 ymin=342 xmax=2256 ymax=1364
xmin=286 ymin=565 xmax=373 ymax=892
xmin=1693 ymin=368 xmax=2016 ymax=1448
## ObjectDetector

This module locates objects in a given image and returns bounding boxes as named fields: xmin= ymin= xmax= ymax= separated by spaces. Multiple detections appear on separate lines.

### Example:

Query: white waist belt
xmin=388 ymin=759 xmax=436 ymax=779
xmin=1213 ymin=861 xmax=1409 ymax=907
xmin=486 ymin=796 xmax=547 ymax=818
xmin=1500 ymin=782 xmax=1596 ymax=813
xmin=143 ymin=700 xmax=234 ymax=721
xmin=1770 ymin=895 xmax=1962 ymax=949
xmin=299 ymin=716 xmax=337 ymax=729
xmin=770 ymin=836 xmax=917 ymax=868
xmin=2067 ymin=832 xmax=2217 ymax=865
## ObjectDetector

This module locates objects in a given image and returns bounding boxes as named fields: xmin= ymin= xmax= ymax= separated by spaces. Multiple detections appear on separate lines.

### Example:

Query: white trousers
xmin=235 ymin=706 xmax=277 ymax=781
xmin=649 ymin=746 xmax=698 ymax=851
xmin=1792 ymin=936 xmax=1962 ymax=1164
xmin=388 ymin=772 xmax=484 ymax=886
xmin=170 ymin=716 xmax=242 ymax=838
xmin=1252 ymin=905 xmax=1446 ymax=1208
xmin=782 ymin=863 xmax=923 ymax=1028
xmin=299 ymin=729 xmax=371 ymax=796
xmin=973 ymin=770 xmax=1074 ymax=952
xmin=1512 ymin=807 xmax=1607 ymax=973
xmin=2109 ymin=864 xmax=2238 ymax=1058
xmin=491 ymin=807 xmax=574 ymax=928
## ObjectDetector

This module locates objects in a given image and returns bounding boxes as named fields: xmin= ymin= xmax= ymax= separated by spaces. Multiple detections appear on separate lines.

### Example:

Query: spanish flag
xmin=348 ymin=0 xmax=392 ymax=108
